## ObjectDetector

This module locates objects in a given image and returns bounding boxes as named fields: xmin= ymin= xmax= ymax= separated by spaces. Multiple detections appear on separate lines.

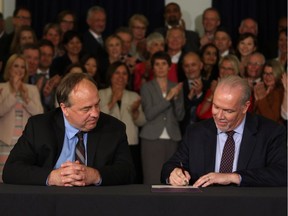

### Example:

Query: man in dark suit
xmin=155 ymin=2 xmax=200 ymax=53
xmin=82 ymin=6 xmax=108 ymax=85
xmin=5 ymin=7 xmax=32 ymax=55
xmin=161 ymin=75 xmax=287 ymax=187
xmin=3 ymin=73 xmax=135 ymax=186
xmin=180 ymin=52 xmax=208 ymax=135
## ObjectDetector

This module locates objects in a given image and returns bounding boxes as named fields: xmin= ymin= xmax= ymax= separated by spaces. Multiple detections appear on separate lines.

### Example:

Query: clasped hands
xmin=47 ymin=161 xmax=101 ymax=187
xmin=169 ymin=168 xmax=241 ymax=187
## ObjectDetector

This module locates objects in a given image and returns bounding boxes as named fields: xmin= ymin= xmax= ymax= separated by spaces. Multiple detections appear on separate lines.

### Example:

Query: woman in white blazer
xmin=0 ymin=54 xmax=43 ymax=181
xmin=99 ymin=62 xmax=146 ymax=183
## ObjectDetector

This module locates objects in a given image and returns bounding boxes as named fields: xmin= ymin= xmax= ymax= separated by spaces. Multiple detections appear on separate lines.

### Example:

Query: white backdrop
xmin=165 ymin=0 xmax=212 ymax=35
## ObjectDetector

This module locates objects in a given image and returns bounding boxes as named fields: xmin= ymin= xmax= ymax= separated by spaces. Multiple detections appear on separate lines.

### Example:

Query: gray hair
xmin=217 ymin=75 xmax=251 ymax=105
xmin=219 ymin=54 xmax=240 ymax=75
xmin=146 ymin=32 xmax=164 ymax=48
xmin=249 ymin=52 xmax=266 ymax=65
xmin=87 ymin=6 xmax=106 ymax=19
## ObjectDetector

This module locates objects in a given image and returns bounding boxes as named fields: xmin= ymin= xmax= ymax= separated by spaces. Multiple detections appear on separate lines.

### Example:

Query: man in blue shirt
xmin=3 ymin=73 xmax=135 ymax=186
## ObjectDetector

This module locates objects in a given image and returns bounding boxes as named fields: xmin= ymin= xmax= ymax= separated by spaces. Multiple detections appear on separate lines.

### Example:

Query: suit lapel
xmin=120 ymin=90 xmax=128 ymax=117
xmin=152 ymin=79 xmax=162 ymax=97
xmin=167 ymin=80 xmax=175 ymax=92
xmin=108 ymin=87 xmax=121 ymax=117
xmin=237 ymin=114 xmax=258 ymax=170
xmin=53 ymin=109 xmax=66 ymax=164
xmin=86 ymin=130 xmax=101 ymax=167
xmin=203 ymin=120 xmax=218 ymax=173
xmin=86 ymin=113 xmax=104 ymax=167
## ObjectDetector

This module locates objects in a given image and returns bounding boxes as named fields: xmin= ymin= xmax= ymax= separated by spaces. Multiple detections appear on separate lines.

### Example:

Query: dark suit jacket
xmin=180 ymin=78 xmax=208 ymax=135
xmin=50 ymin=54 xmax=73 ymax=77
xmin=3 ymin=108 xmax=135 ymax=186
xmin=82 ymin=31 xmax=108 ymax=84
xmin=161 ymin=113 xmax=287 ymax=186
xmin=0 ymin=32 xmax=10 ymax=81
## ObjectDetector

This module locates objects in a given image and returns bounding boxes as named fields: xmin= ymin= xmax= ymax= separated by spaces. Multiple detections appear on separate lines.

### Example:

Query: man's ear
xmin=60 ymin=103 xmax=69 ymax=117
xmin=242 ymin=100 xmax=251 ymax=114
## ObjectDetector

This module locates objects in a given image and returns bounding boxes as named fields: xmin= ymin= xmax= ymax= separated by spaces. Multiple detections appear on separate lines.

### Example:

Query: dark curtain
xmin=212 ymin=0 xmax=287 ymax=58
xmin=15 ymin=0 xmax=165 ymax=38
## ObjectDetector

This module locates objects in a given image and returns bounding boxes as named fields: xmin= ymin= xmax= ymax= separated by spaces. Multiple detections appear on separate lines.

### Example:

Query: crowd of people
xmin=0 ymin=2 xmax=287 ymax=186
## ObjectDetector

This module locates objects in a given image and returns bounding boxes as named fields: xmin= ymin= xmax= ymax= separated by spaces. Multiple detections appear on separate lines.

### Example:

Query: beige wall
xmin=2 ymin=0 xmax=15 ymax=33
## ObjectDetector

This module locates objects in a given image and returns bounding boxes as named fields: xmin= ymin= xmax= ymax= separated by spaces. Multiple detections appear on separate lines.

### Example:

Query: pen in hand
xmin=180 ymin=161 xmax=189 ymax=186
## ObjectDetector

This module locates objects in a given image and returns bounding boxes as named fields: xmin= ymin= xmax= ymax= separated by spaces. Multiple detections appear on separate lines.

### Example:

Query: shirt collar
xmin=63 ymin=114 xmax=79 ymax=139
xmin=37 ymin=68 xmax=49 ymax=75
xmin=89 ymin=29 xmax=101 ymax=40
xmin=217 ymin=115 xmax=246 ymax=135
xmin=165 ymin=20 xmax=183 ymax=29
xmin=171 ymin=51 xmax=182 ymax=63
xmin=221 ymin=50 xmax=229 ymax=57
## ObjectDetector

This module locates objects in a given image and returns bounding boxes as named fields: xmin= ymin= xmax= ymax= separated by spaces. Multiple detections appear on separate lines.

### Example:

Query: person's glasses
xmin=263 ymin=72 xmax=274 ymax=77
xmin=16 ymin=16 xmax=31 ymax=21
xmin=220 ymin=66 xmax=234 ymax=71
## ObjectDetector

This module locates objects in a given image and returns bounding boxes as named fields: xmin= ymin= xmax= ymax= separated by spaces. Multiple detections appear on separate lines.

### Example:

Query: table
xmin=0 ymin=183 xmax=286 ymax=216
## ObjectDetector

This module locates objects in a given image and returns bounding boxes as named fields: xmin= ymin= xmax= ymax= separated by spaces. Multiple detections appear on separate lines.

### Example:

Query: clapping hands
xmin=188 ymin=78 xmax=203 ymax=100
xmin=166 ymin=82 xmax=183 ymax=101
xmin=254 ymin=82 xmax=271 ymax=101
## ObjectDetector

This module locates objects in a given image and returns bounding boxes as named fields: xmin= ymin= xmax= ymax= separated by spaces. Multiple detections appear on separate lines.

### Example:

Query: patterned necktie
xmin=219 ymin=131 xmax=235 ymax=173
xmin=75 ymin=131 xmax=85 ymax=164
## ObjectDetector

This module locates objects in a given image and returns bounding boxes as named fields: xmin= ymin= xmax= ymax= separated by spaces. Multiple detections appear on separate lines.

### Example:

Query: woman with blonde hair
xmin=129 ymin=14 xmax=149 ymax=61
xmin=0 ymin=54 xmax=43 ymax=181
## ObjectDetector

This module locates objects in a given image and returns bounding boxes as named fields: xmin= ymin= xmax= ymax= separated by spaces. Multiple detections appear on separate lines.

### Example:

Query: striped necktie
xmin=75 ymin=131 xmax=85 ymax=164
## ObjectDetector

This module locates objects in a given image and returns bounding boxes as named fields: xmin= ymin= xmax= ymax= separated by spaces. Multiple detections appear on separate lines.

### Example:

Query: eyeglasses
xmin=263 ymin=72 xmax=274 ymax=77
xmin=248 ymin=62 xmax=263 ymax=66
xmin=132 ymin=26 xmax=146 ymax=30
xmin=220 ymin=66 xmax=234 ymax=71
xmin=16 ymin=16 xmax=31 ymax=21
